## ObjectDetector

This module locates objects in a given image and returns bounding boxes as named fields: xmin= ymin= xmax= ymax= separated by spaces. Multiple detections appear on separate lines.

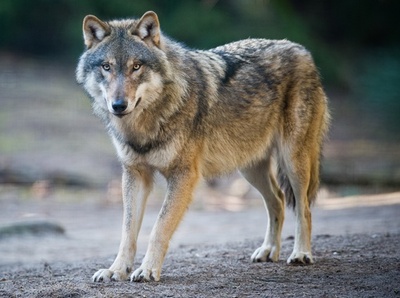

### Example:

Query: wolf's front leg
xmin=93 ymin=166 xmax=153 ymax=282
xmin=131 ymin=168 xmax=199 ymax=282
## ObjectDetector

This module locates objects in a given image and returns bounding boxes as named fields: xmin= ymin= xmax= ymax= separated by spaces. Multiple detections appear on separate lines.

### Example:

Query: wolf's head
xmin=76 ymin=11 xmax=170 ymax=119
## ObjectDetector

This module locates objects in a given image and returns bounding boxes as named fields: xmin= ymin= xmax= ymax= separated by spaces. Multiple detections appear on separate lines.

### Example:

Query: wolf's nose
xmin=112 ymin=99 xmax=128 ymax=113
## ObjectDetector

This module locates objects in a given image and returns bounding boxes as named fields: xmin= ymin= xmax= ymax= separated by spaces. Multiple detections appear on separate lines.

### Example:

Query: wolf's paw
xmin=251 ymin=245 xmax=280 ymax=262
xmin=92 ymin=268 xmax=129 ymax=282
xmin=287 ymin=251 xmax=314 ymax=265
xmin=130 ymin=266 xmax=160 ymax=282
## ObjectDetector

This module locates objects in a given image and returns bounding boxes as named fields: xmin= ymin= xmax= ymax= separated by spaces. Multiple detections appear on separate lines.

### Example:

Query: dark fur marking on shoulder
xmin=189 ymin=57 xmax=209 ymax=133
xmin=212 ymin=51 xmax=244 ymax=84
xmin=254 ymin=64 xmax=278 ymax=91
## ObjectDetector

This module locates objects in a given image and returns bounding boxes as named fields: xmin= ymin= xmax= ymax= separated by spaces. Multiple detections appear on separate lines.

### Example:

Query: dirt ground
xmin=0 ymin=231 xmax=399 ymax=298
xmin=0 ymin=233 xmax=398 ymax=298
xmin=0 ymin=190 xmax=399 ymax=297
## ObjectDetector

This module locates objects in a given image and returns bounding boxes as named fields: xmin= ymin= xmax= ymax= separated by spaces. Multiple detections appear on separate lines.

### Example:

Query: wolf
xmin=76 ymin=11 xmax=330 ymax=282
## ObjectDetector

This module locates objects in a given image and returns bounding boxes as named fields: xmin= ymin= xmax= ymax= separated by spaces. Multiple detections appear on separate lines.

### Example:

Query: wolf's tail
xmin=277 ymin=165 xmax=294 ymax=209
xmin=277 ymin=157 xmax=321 ymax=210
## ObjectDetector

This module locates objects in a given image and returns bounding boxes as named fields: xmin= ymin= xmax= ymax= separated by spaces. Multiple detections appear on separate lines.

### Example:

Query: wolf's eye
xmin=133 ymin=63 xmax=141 ymax=71
xmin=101 ymin=63 xmax=111 ymax=71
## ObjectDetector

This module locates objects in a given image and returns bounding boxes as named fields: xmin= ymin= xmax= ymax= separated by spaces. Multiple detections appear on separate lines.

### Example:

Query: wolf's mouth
xmin=134 ymin=97 xmax=142 ymax=108
xmin=113 ymin=112 xmax=128 ymax=118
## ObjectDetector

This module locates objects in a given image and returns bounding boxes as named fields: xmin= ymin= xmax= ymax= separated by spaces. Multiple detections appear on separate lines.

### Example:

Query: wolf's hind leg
xmin=240 ymin=157 xmax=285 ymax=262
xmin=284 ymin=155 xmax=314 ymax=265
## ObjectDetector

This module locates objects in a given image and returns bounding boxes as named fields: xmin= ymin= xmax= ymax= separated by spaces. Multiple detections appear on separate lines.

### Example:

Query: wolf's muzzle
xmin=112 ymin=99 xmax=128 ymax=114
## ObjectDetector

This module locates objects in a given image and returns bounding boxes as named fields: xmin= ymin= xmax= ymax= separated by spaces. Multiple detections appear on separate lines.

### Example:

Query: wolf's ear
xmin=133 ymin=11 xmax=161 ymax=47
xmin=83 ymin=15 xmax=111 ymax=49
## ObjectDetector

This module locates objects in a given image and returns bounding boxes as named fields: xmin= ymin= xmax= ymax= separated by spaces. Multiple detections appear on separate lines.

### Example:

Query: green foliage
xmin=355 ymin=47 xmax=400 ymax=138
xmin=0 ymin=0 xmax=399 ymax=89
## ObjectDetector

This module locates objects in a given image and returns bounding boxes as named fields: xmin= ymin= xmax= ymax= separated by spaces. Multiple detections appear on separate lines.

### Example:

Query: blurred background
xmin=0 ymin=0 xmax=399 ymax=262
xmin=1 ymin=0 xmax=399 ymax=194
